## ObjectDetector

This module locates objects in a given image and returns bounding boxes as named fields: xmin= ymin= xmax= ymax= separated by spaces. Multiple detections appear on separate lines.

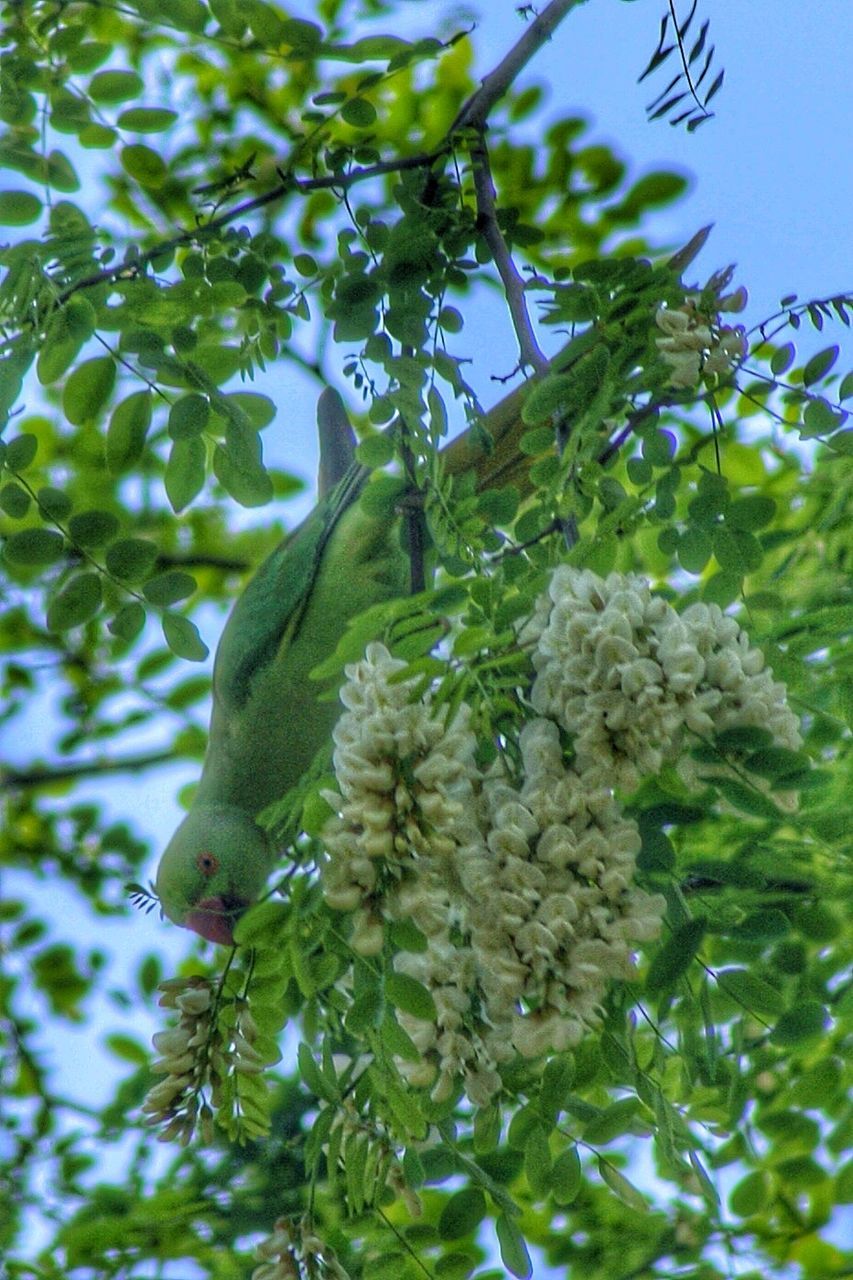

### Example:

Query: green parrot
xmin=154 ymin=380 xmax=536 ymax=945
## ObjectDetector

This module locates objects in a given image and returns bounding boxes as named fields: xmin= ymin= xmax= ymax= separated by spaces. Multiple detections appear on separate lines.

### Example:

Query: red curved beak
xmin=184 ymin=896 xmax=239 ymax=946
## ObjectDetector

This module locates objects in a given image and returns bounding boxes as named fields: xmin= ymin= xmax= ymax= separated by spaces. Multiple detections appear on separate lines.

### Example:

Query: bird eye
xmin=196 ymin=851 xmax=219 ymax=876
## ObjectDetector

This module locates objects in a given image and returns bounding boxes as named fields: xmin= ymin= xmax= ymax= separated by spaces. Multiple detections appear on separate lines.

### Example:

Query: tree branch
xmin=470 ymin=134 xmax=548 ymax=374
xmin=10 ymin=0 xmax=583 ymax=331
xmin=453 ymin=0 xmax=582 ymax=131
xmin=1 ymin=748 xmax=178 ymax=793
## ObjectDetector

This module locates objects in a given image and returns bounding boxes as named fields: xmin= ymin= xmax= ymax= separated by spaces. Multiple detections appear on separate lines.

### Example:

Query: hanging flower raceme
xmin=142 ymin=977 xmax=264 ymax=1144
xmin=528 ymin=566 xmax=802 ymax=792
xmin=320 ymin=569 xmax=801 ymax=1105
xmin=321 ymin=642 xmax=481 ymax=954
xmin=655 ymin=268 xmax=748 ymax=389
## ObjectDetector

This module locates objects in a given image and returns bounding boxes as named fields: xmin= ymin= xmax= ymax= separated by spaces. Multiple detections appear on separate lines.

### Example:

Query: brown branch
xmin=453 ymin=0 xmax=582 ymax=131
xmin=42 ymin=151 xmax=445 ymax=317
xmin=12 ymin=0 xmax=583 ymax=331
xmin=470 ymin=134 xmax=548 ymax=374
xmin=1 ymin=748 xmax=178 ymax=793
xmin=156 ymin=553 xmax=252 ymax=573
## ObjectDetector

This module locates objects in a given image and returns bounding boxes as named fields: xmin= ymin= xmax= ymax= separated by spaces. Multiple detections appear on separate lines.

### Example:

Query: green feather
xmin=155 ymin=390 xmax=407 ymax=942
xmin=154 ymin=372 xmax=541 ymax=943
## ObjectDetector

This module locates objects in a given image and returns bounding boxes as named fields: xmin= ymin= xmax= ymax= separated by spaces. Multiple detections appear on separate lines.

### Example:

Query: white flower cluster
xmin=252 ymin=1217 xmax=349 ymax=1280
xmin=529 ymin=567 xmax=801 ymax=792
xmin=142 ymin=977 xmax=263 ymax=1144
xmin=394 ymin=719 xmax=667 ymax=1104
xmin=655 ymin=272 xmax=747 ymax=389
xmin=322 ymin=642 xmax=480 ymax=956
xmin=321 ymin=571 xmax=800 ymax=1105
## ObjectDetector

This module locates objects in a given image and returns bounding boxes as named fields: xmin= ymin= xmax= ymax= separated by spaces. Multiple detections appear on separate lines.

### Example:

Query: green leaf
xmin=472 ymin=1104 xmax=501 ymax=1156
xmin=713 ymin=526 xmax=762 ymax=574
xmin=226 ymin=392 xmax=276 ymax=430
xmin=801 ymin=397 xmax=842 ymax=438
xmin=0 ymin=190 xmax=42 ymax=225
xmin=622 ymin=171 xmax=687 ymax=211
xmin=0 ymin=483 xmax=30 ymax=517
xmin=213 ymin=433 xmax=273 ymax=507
xmin=495 ymin=1212 xmax=532 ymax=1280
xmin=89 ymin=70 xmax=144 ymax=102
xmin=523 ymin=1124 xmax=552 ymax=1197
xmin=162 ymin=612 xmax=209 ymax=661
xmin=108 ymin=602 xmax=146 ymax=642
xmin=356 ymin=433 xmax=395 ymax=469
xmin=802 ymin=344 xmax=838 ymax=386
xmin=68 ymin=510 xmax=120 ymax=548
xmin=828 ymin=427 xmax=853 ymax=455
xmin=296 ymin=1044 xmax=339 ymax=1103
xmin=106 ymin=391 xmax=152 ymax=473
xmin=597 ymin=1158 xmax=647 ymax=1211
xmin=728 ymin=1170 xmax=769 ymax=1217
xmin=118 ymin=107 xmax=178 ymax=132
xmin=4 ymin=529 xmax=64 ymax=566
xmin=341 ymin=96 xmax=377 ymax=127
xmin=770 ymin=1001 xmax=829 ymax=1046
xmin=438 ymin=1189 xmax=486 ymax=1241
xmin=104 ymin=537 xmax=158 ymax=582
xmin=646 ymin=917 xmax=706 ymax=993
xmin=715 ymin=968 xmax=785 ymax=1016
xmin=385 ymin=972 xmax=437 ymax=1021
xmin=165 ymin=437 xmax=206 ymax=512
xmin=47 ymin=573 xmax=103 ymax=630
xmin=344 ymin=986 xmax=384 ymax=1035
xmin=36 ymin=297 xmax=95 ymax=384
xmin=233 ymin=900 xmax=290 ymax=943
xmin=121 ymin=144 xmax=167 ymax=187
xmin=726 ymin=494 xmax=776 ymax=531
xmin=63 ymin=356 xmax=116 ymax=425
xmin=5 ymin=433 xmax=38 ymax=471
xmin=550 ymin=1145 xmax=582 ymax=1205
xmin=713 ymin=778 xmax=782 ymax=819
xmin=714 ymin=725 xmax=774 ymax=753
xmin=143 ymin=571 xmax=196 ymax=606
xmin=582 ymin=1097 xmax=640 ymax=1145
xmin=744 ymin=746 xmax=809 ymax=782
xmin=678 ymin=526 xmax=712 ymax=573
xmin=37 ymin=487 xmax=72 ymax=521
xmin=168 ymin=394 xmax=210 ymax=440
xmin=770 ymin=343 xmax=795 ymax=375
xmin=521 ymin=374 xmax=575 ymax=425
xmin=643 ymin=430 xmax=676 ymax=466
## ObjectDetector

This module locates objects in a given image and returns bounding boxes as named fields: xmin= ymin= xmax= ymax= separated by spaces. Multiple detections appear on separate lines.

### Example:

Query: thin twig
xmin=453 ymin=0 xmax=582 ymax=131
xmin=28 ymin=1 xmax=583 ymax=325
xmin=1 ymin=748 xmax=178 ymax=793
xmin=469 ymin=133 xmax=548 ymax=374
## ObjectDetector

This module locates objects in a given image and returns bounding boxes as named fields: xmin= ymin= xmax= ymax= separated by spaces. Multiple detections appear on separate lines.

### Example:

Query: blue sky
xmin=8 ymin=0 xmax=852 ymax=1260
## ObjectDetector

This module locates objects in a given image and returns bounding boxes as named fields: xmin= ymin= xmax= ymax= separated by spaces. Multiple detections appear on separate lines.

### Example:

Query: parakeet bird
xmin=154 ymin=380 xmax=536 ymax=945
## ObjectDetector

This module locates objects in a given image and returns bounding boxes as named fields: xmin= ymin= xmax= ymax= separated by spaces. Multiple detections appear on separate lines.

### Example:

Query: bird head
xmin=155 ymin=804 xmax=275 ymax=946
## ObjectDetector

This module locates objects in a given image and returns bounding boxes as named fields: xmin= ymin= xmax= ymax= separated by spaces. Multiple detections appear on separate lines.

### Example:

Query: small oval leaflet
xmin=107 ymin=391 xmax=152 ymax=474
xmin=47 ymin=573 xmax=103 ymax=631
xmin=161 ymin=612 xmax=209 ymax=662
xmin=437 ymin=1188 xmax=487 ymax=1241
xmin=166 ymin=437 xmax=206 ymax=513
xmin=88 ymin=69 xmax=144 ymax=103
xmin=63 ymin=357 xmax=116 ymax=426
xmin=105 ymin=537 xmax=158 ymax=582
xmin=4 ymin=528 xmax=65 ymax=566
xmin=143 ymin=571 xmax=197 ymax=607
xmin=68 ymin=509 xmax=120 ymax=548
xmin=5 ymin=433 xmax=38 ymax=471
xmin=384 ymin=971 xmax=437 ymax=1022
